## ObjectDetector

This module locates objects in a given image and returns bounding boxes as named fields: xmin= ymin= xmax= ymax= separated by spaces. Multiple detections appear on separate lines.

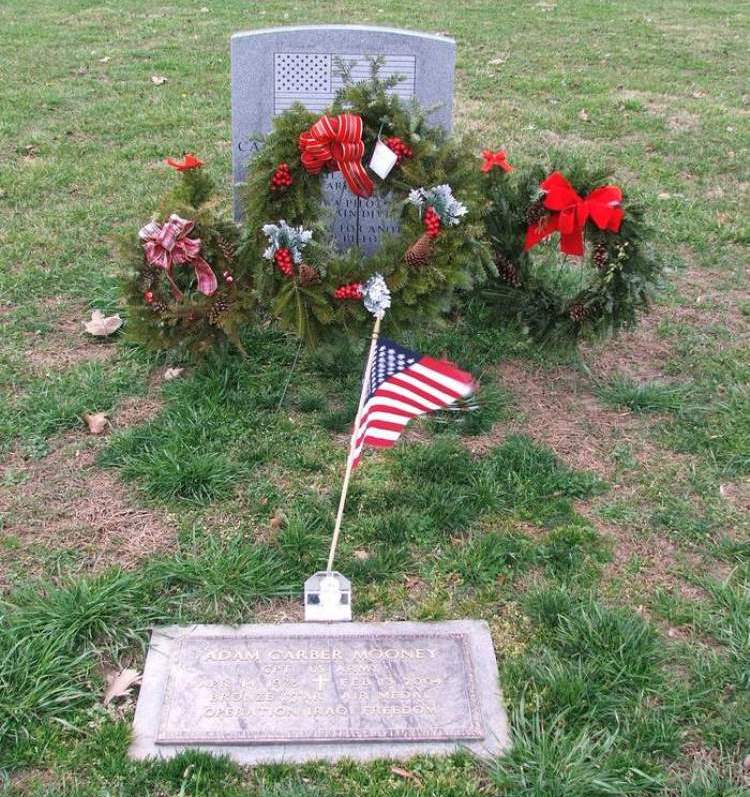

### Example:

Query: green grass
xmin=1 ymin=0 xmax=749 ymax=794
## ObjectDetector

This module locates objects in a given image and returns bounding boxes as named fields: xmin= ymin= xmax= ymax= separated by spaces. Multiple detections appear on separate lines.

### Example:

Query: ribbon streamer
xmin=298 ymin=113 xmax=374 ymax=198
xmin=139 ymin=214 xmax=217 ymax=298
xmin=524 ymin=171 xmax=623 ymax=256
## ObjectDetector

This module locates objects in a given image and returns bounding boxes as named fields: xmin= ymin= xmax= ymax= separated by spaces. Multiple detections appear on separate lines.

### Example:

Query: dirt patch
xmin=114 ymin=395 xmax=163 ymax=428
xmin=0 ymin=432 xmax=174 ymax=592
xmin=466 ymin=360 xmax=649 ymax=477
xmin=582 ymin=311 xmax=674 ymax=382
xmin=24 ymin=299 xmax=119 ymax=372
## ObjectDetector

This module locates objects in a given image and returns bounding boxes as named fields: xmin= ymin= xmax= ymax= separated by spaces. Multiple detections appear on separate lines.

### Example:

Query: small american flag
xmin=349 ymin=338 xmax=476 ymax=469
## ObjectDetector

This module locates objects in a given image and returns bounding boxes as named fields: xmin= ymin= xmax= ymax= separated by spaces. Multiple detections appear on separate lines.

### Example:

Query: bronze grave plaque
xmin=131 ymin=621 xmax=508 ymax=764
xmin=156 ymin=632 xmax=482 ymax=744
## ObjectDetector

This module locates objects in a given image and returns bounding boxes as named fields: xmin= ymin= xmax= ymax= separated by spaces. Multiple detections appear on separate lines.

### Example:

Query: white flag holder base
xmin=304 ymin=571 xmax=352 ymax=622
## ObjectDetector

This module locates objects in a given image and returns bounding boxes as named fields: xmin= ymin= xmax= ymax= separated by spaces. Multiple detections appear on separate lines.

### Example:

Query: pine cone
xmin=569 ymin=302 xmax=590 ymax=322
xmin=405 ymin=233 xmax=433 ymax=268
xmin=216 ymin=235 xmax=236 ymax=263
xmin=298 ymin=263 xmax=320 ymax=286
xmin=526 ymin=199 xmax=547 ymax=226
xmin=593 ymin=241 xmax=608 ymax=271
xmin=495 ymin=253 xmax=521 ymax=287
xmin=208 ymin=298 xmax=230 ymax=324
xmin=151 ymin=300 xmax=167 ymax=314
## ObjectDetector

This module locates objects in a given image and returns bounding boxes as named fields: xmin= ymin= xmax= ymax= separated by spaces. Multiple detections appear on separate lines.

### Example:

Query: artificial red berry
xmin=385 ymin=136 xmax=413 ymax=165
xmin=334 ymin=282 xmax=363 ymax=300
xmin=270 ymin=162 xmax=293 ymax=192
xmin=144 ymin=290 xmax=154 ymax=304
xmin=423 ymin=206 xmax=442 ymax=238
xmin=274 ymin=248 xmax=294 ymax=278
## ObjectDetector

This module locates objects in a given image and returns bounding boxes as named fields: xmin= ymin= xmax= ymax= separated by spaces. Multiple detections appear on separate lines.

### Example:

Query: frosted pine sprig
xmin=262 ymin=220 xmax=313 ymax=263
xmin=407 ymin=184 xmax=468 ymax=227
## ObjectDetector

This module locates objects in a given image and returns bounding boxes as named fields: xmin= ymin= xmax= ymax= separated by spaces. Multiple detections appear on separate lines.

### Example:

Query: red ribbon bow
xmin=298 ymin=113 xmax=374 ymax=198
xmin=139 ymin=214 xmax=217 ymax=298
xmin=481 ymin=149 xmax=513 ymax=173
xmin=524 ymin=171 xmax=623 ymax=256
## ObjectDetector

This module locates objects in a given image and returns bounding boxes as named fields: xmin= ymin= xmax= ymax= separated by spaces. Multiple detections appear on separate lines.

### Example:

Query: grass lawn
xmin=1 ymin=0 xmax=748 ymax=795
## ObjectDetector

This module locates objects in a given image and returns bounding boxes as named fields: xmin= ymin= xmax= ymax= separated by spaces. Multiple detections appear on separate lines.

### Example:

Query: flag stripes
xmin=348 ymin=338 xmax=475 ymax=468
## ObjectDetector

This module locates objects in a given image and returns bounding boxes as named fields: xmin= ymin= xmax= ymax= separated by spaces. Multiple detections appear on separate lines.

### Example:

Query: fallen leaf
xmin=103 ymin=668 xmax=142 ymax=705
xmin=353 ymin=549 xmax=370 ymax=561
xmin=99 ymin=56 xmax=111 ymax=63
xmin=667 ymin=627 xmax=679 ymax=638
xmin=391 ymin=766 xmax=420 ymax=782
xmin=578 ymin=108 xmax=589 ymax=121
xmin=657 ymin=192 xmax=672 ymax=200
xmin=489 ymin=52 xmax=510 ymax=65
xmin=83 ymin=309 xmax=123 ymax=336
xmin=163 ymin=367 xmax=184 ymax=381
xmin=691 ymin=90 xmax=706 ymax=99
xmin=83 ymin=412 xmax=108 ymax=435
xmin=269 ymin=512 xmax=285 ymax=529
xmin=151 ymin=75 xmax=168 ymax=85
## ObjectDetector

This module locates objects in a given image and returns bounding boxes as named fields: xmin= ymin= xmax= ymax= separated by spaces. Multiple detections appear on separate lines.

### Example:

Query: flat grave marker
xmin=130 ymin=621 xmax=509 ymax=764
xmin=231 ymin=25 xmax=456 ymax=254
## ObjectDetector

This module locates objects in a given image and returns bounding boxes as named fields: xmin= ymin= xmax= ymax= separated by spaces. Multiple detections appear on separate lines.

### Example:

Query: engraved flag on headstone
xmin=273 ymin=53 xmax=416 ymax=115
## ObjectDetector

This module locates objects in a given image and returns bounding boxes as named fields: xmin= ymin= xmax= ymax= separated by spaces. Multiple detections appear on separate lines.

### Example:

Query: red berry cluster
xmin=144 ymin=290 xmax=154 ymax=304
xmin=423 ymin=206 xmax=442 ymax=238
xmin=385 ymin=136 xmax=413 ymax=165
xmin=222 ymin=270 xmax=234 ymax=285
xmin=274 ymin=248 xmax=294 ymax=279
xmin=334 ymin=282 xmax=363 ymax=300
xmin=270 ymin=163 xmax=293 ymax=192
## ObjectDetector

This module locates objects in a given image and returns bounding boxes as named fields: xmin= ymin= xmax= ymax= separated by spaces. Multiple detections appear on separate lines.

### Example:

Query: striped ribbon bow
xmin=139 ymin=214 xmax=217 ymax=298
xmin=298 ymin=113 xmax=374 ymax=198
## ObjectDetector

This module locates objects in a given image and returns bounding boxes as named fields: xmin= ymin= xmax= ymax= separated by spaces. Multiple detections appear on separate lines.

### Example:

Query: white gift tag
xmin=369 ymin=139 xmax=398 ymax=180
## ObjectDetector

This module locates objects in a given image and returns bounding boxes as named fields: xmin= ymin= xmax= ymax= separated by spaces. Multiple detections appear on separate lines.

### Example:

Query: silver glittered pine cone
xmin=405 ymin=233 xmax=433 ymax=268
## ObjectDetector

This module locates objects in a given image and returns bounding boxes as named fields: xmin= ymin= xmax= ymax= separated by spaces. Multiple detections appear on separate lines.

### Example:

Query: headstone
xmin=231 ymin=25 xmax=456 ymax=255
xmin=130 ymin=620 xmax=508 ymax=765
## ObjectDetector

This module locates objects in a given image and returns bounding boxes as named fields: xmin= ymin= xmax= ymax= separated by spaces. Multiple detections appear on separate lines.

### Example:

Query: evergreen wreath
xmin=120 ymin=156 xmax=250 ymax=355
xmin=238 ymin=61 xmax=492 ymax=347
xmin=483 ymin=157 xmax=663 ymax=347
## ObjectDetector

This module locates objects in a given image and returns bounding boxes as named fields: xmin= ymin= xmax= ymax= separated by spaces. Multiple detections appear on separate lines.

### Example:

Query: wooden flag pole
xmin=326 ymin=315 xmax=382 ymax=573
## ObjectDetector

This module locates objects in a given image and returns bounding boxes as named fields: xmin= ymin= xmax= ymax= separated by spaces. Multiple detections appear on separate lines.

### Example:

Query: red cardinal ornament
xmin=165 ymin=153 xmax=203 ymax=171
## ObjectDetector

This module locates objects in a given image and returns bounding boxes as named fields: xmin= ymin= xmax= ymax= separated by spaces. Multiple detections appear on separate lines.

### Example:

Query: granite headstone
xmin=231 ymin=25 xmax=456 ymax=254
xmin=130 ymin=621 xmax=509 ymax=764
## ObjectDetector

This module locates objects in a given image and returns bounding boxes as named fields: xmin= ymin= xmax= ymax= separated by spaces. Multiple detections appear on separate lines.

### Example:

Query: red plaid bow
xmin=524 ymin=171 xmax=623 ymax=257
xmin=298 ymin=113 xmax=374 ymax=198
xmin=481 ymin=149 xmax=513 ymax=173
xmin=139 ymin=214 xmax=217 ymax=298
